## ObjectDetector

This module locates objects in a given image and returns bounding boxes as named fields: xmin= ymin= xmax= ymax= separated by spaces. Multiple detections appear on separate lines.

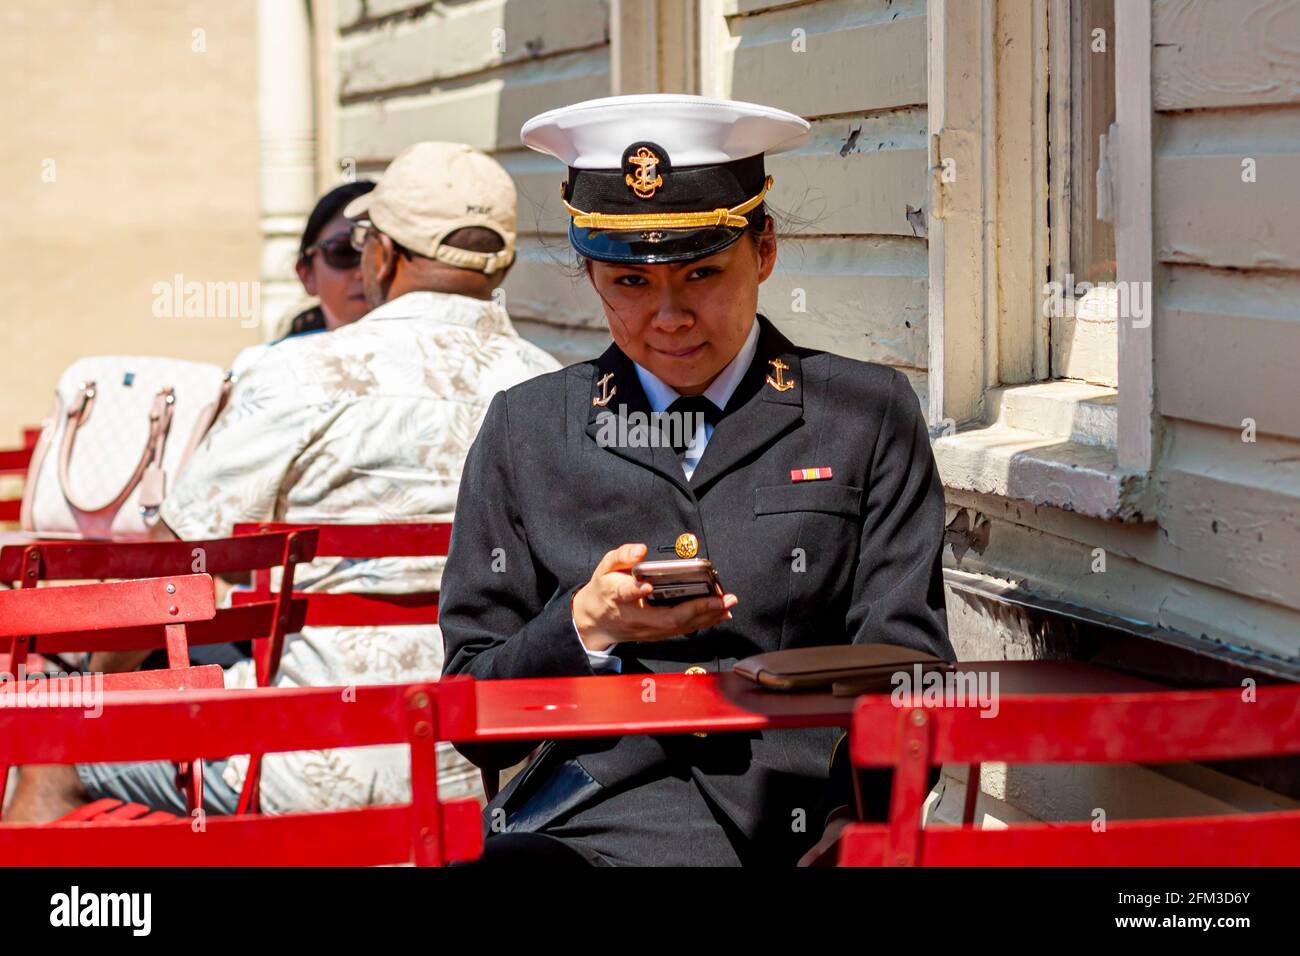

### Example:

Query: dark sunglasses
xmin=303 ymin=234 xmax=362 ymax=270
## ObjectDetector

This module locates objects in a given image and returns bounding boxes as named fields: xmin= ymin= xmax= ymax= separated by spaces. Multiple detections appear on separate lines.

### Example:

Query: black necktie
xmin=663 ymin=395 xmax=722 ymax=460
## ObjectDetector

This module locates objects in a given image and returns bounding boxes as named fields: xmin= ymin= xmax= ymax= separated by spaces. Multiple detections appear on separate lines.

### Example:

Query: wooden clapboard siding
xmin=337 ymin=47 xmax=610 ymax=160
xmin=511 ymin=317 xmax=612 ymax=367
xmin=1156 ymin=265 xmax=1300 ymax=440
xmin=1153 ymin=0 xmax=1300 ymax=111
xmin=701 ymin=0 xmax=931 ymax=411
xmin=943 ymin=1 xmax=1300 ymax=661
xmin=1155 ymin=107 xmax=1300 ymax=272
xmin=1157 ymin=419 xmax=1300 ymax=613
xmin=947 ymin=482 xmax=1300 ymax=659
xmin=1105 ymin=0 xmax=1300 ymax=651
xmin=764 ymin=109 xmax=928 ymax=238
xmin=337 ymin=0 xmax=608 ymax=99
xmin=501 ymin=234 xmax=605 ymax=327
xmin=331 ymin=0 xmax=613 ymax=364
xmin=721 ymin=0 xmax=927 ymax=117
xmin=758 ymin=236 xmax=928 ymax=369
xmin=1150 ymin=0 xmax=1300 ymax=654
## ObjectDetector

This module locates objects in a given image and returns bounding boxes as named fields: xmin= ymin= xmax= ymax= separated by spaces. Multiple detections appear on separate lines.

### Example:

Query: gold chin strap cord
xmin=560 ymin=175 xmax=774 ymax=231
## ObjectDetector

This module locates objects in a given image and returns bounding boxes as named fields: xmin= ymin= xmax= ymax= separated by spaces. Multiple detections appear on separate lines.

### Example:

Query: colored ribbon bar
xmin=790 ymin=467 xmax=833 ymax=482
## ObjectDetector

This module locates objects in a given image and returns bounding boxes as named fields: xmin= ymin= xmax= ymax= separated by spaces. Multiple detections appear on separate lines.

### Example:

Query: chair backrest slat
xmin=231 ymin=591 xmax=437 ymax=627
xmin=0 ymin=665 xmax=224 ymax=698
xmin=0 ymin=447 xmax=33 ymax=474
xmin=27 ymin=599 xmax=307 ymax=655
xmin=903 ymin=813 xmax=1300 ymax=867
xmin=0 ymin=575 xmax=215 ymax=637
xmin=850 ymin=686 xmax=1300 ymax=767
xmin=0 ymin=799 xmax=481 ymax=866
xmin=231 ymin=522 xmax=447 ymax=639
xmin=234 ymin=522 xmax=449 ymax=559
xmin=0 ymin=678 xmax=475 ymax=767
xmin=0 ymin=805 xmax=413 ymax=866
xmin=0 ymin=530 xmax=317 ymax=581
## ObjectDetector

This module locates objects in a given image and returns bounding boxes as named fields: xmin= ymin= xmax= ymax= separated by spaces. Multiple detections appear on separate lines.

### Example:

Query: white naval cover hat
xmin=520 ymin=94 xmax=810 ymax=264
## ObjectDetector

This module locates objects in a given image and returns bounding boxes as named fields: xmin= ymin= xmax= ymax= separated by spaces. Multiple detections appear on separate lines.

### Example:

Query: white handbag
xmin=21 ymin=356 xmax=232 ymax=540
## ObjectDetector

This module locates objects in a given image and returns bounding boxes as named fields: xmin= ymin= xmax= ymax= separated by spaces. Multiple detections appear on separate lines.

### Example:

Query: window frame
xmin=926 ymin=0 xmax=1155 ymax=482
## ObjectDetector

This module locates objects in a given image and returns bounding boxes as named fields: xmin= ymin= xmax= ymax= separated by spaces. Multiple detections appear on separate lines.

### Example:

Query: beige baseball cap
xmin=343 ymin=141 xmax=517 ymax=275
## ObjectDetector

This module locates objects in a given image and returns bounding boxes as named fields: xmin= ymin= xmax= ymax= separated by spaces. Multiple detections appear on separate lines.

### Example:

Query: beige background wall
xmin=0 ymin=0 xmax=263 ymax=440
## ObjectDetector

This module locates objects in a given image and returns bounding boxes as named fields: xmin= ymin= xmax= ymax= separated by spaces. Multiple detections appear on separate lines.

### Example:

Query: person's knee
xmin=6 ymin=764 xmax=89 ymax=822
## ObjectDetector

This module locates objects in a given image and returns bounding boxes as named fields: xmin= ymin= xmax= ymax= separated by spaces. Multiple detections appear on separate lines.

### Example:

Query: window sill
xmin=932 ymin=381 xmax=1151 ymax=522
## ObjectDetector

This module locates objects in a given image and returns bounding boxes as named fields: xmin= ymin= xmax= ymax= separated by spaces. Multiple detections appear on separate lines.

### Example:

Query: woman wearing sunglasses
xmin=231 ymin=181 xmax=375 ymax=377
xmin=287 ymin=180 xmax=376 ymax=335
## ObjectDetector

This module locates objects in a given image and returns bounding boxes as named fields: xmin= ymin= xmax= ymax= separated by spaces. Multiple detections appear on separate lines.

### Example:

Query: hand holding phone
xmin=572 ymin=544 xmax=738 ymax=652
xmin=631 ymin=558 xmax=724 ymax=606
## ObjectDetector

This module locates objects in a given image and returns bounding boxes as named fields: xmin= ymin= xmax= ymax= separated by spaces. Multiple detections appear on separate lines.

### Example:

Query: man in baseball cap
xmin=345 ymin=140 xmax=519 ymax=307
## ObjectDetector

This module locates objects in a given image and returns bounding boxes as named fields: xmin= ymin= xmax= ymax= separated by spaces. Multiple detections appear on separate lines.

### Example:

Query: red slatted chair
xmin=0 ymin=678 xmax=484 ymax=866
xmin=2 ymin=665 xmax=226 ymax=824
xmin=0 ymin=529 xmax=317 ymax=677
xmin=0 ymin=574 xmax=220 ymax=823
xmin=838 ymin=685 xmax=1300 ymax=866
xmin=232 ymin=521 xmax=449 ymax=808
xmin=232 ymin=521 xmax=446 ymax=640
xmin=0 ymin=427 xmax=38 ymax=524
xmin=0 ymin=531 xmax=318 ymax=812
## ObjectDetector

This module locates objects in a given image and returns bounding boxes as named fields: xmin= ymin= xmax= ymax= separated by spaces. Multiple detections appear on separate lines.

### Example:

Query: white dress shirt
xmin=576 ymin=319 xmax=762 ymax=671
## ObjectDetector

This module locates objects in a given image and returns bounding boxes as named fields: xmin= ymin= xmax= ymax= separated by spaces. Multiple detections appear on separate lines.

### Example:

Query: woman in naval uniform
xmin=439 ymin=94 xmax=953 ymax=866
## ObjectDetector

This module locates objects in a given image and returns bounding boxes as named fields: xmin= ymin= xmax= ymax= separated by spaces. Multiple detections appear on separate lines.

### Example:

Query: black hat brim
xmin=570 ymin=222 xmax=747 ymax=264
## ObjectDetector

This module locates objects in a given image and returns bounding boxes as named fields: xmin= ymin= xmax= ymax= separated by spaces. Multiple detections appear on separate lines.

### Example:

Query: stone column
xmin=256 ymin=0 xmax=317 ymax=340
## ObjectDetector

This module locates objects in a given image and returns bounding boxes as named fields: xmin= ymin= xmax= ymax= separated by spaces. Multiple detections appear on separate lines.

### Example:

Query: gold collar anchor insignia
xmin=765 ymin=357 xmax=795 ymax=393
xmin=592 ymin=372 xmax=617 ymax=407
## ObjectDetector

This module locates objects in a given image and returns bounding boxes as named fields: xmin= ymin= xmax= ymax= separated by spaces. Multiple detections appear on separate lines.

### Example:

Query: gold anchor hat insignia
xmin=592 ymin=371 xmax=617 ymax=407
xmin=765 ymin=357 xmax=795 ymax=393
xmin=625 ymin=146 xmax=664 ymax=200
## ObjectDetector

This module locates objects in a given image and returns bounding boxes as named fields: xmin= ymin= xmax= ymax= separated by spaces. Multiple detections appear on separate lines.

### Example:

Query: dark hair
xmin=298 ymin=180 xmax=376 ymax=262
xmin=285 ymin=305 xmax=327 ymax=336
xmin=441 ymin=226 xmax=505 ymax=254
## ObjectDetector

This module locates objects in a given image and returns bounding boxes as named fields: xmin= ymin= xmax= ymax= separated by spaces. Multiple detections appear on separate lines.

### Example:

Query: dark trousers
xmin=466 ymin=764 xmax=938 ymax=867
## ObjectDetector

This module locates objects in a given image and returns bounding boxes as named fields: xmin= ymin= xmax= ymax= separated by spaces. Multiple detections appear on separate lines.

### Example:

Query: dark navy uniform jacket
xmin=440 ymin=314 xmax=953 ymax=864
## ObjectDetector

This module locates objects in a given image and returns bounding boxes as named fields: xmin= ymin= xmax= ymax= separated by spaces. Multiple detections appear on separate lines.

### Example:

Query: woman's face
xmin=586 ymin=219 xmax=777 ymax=395
xmin=297 ymin=212 xmax=370 ymax=330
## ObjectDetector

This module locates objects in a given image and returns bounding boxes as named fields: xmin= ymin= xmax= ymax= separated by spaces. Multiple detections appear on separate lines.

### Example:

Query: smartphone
xmin=631 ymin=558 xmax=723 ymax=606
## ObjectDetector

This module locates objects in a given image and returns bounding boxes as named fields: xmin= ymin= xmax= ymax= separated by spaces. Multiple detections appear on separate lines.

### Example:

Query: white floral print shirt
xmin=160 ymin=291 xmax=561 ymax=812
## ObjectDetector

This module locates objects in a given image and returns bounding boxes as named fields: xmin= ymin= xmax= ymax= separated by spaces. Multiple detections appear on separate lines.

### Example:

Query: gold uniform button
xmin=674 ymin=533 xmax=699 ymax=558
xmin=685 ymin=665 xmax=708 ymax=736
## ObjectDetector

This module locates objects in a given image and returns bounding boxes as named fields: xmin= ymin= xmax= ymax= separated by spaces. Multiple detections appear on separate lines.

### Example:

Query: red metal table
xmin=444 ymin=659 xmax=1165 ymax=743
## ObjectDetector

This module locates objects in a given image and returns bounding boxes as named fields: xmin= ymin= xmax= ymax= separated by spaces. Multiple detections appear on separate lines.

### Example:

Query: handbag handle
xmin=57 ymin=381 xmax=176 ymax=517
